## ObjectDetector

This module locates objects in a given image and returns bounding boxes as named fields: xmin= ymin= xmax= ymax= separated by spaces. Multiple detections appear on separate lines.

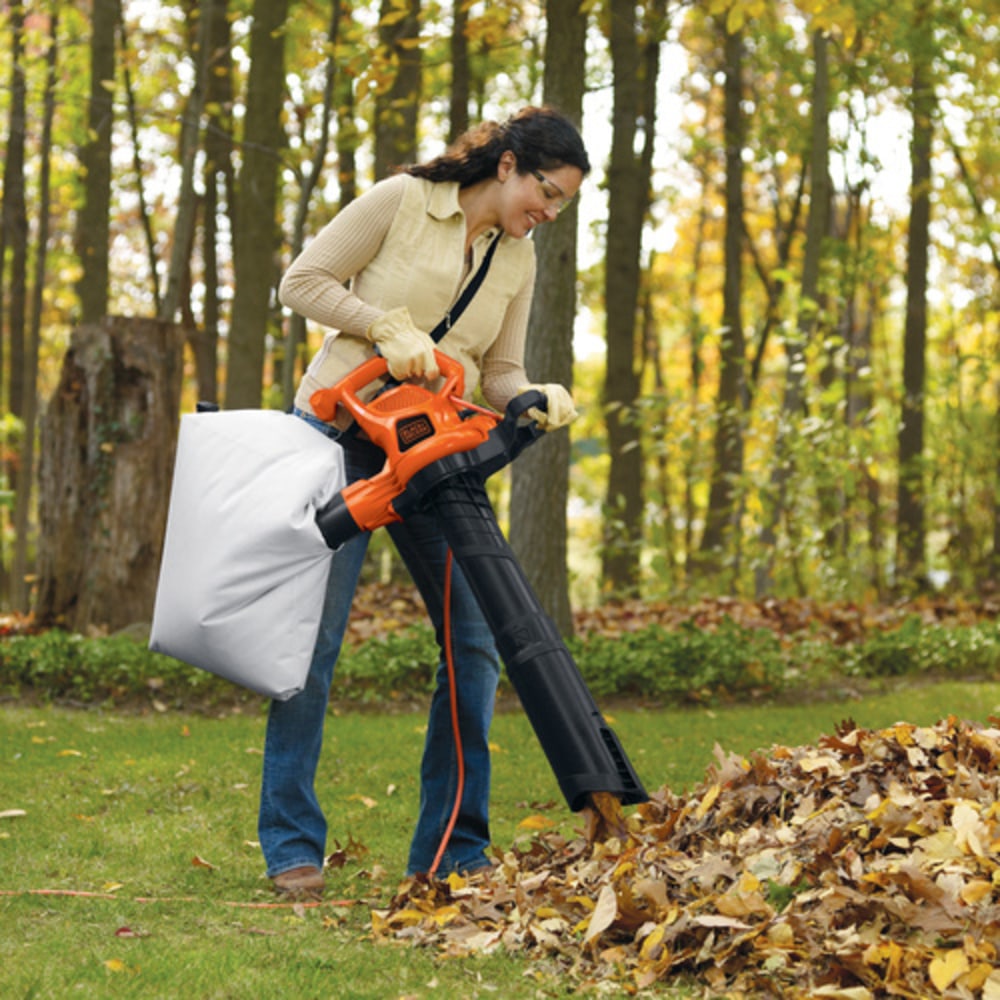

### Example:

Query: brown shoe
xmin=271 ymin=865 xmax=325 ymax=900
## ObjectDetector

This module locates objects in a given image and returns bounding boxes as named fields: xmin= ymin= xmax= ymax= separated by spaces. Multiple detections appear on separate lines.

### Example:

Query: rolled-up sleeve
xmin=278 ymin=177 xmax=407 ymax=337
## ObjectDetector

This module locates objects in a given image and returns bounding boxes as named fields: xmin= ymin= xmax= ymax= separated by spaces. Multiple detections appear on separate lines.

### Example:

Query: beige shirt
xmin=281 ymin=174 xmax=537 ymax=420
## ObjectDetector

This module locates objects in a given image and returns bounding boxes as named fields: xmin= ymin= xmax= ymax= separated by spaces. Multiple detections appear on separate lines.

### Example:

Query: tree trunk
xmin=11 ymin=10 xmax=58 ymax=613
xmin=160 ymin=0 xmax=213 ymax=325
xmin=508 ymin=0 xmax=587 ymax=637
xmin=336 ymin=60 xmax=359 ymax=208
xmin=193 ymin=0 xmax=235 ymax=405
xmin=644 ymin=253 xmax=677 ymax=589
xmin=897 ymin=22 xmax=935 ymax=588
xmin=35 ymin=317 xmax=186 ymax=631
xmin=448 ymin=0 xmax=470 ymax=143
xmin=3 ymin=1 xmax=28 ymax=420
xmin=994 ymin=377 xmax=1000 ymax=584
xmin=76 ymin=0 xmax=119 ymax=324
xmin=1 ymin=3 xmax=28 ymax=606
xmin=282 ymin=0 xmax=341 ymax=409
xmin=600 ymin=0 xmax=664 ymax=598
xmin=373 ymin=0 xmax=421 ymax=180
xmin=755 ymin=30 xmax=831 ymax=596
xmin=119 ymin=16 xmax=161 ymax=314
xmin=226 ymin=0 xmax=290 ymax=408
xmin=681 ymin=155 xmax=711 ymax=585
xmin=698 ymin=24 xmax=746 ymax=582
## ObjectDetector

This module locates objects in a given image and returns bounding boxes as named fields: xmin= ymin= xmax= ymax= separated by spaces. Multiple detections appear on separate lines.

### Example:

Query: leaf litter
xmin=374 ymin=716 xmax=1000 ymax=997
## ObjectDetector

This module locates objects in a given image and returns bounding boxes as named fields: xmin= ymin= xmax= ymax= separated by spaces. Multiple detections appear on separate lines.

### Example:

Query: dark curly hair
xmin=404 ymin=106 xmax=591 ymax=187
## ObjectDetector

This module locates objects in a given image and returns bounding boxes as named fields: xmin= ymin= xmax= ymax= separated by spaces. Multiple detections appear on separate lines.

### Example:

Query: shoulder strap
xmin=429 ymin=231 xmax=502 ymax=343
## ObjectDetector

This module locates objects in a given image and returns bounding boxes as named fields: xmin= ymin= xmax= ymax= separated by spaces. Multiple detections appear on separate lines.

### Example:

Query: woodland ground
xmin=343 ymin=582 xmax=1000 ymax=650
xmin=3 ymin=588 xmax=999 ymax=997
xmin=5 ymin=682 xmax=1000 ymax=999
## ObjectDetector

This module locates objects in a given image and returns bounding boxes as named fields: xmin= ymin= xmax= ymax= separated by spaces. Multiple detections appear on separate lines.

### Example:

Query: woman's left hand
xmin=518 ymin=383 xmax=579 ymax=431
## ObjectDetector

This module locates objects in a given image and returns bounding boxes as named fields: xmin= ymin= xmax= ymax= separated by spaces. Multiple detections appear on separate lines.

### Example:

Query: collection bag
xmin=149 ymin=409 xmax=346 ymax=700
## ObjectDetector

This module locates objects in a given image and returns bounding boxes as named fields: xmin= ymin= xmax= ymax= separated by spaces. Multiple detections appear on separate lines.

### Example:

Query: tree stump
xmin=35 ymin=316 xmax=186 ymax=631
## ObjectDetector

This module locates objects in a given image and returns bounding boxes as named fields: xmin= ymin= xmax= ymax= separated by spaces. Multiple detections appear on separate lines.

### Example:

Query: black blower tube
xmin=420 ymin=471 xmax=648 ymax=812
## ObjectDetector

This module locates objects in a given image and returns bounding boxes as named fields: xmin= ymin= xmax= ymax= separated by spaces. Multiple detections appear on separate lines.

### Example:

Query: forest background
xmin=1 ymin=0 xmax=998 ymax=637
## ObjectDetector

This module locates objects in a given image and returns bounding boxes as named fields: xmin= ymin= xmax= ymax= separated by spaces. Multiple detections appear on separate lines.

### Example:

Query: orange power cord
xmin=426 ymin=548 xmax=465 ymax=879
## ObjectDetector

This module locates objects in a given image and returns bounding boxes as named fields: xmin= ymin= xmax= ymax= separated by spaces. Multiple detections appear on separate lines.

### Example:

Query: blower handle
xmin=310 ymin=351 xmax=465 ymax=425
xmin=495 ymin=388 xmax=547 ymax=460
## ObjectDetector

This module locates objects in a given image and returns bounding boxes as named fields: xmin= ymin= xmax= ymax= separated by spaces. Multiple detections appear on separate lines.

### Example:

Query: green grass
xmin=4 ymin=681 xmax=1000 ymax=998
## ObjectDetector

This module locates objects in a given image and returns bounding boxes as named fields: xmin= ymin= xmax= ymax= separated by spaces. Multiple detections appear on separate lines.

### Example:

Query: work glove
xmin=518 ymin=383 xmax=579 ymax=431
xmin=366 ymin=306 xmax=440 ymax=381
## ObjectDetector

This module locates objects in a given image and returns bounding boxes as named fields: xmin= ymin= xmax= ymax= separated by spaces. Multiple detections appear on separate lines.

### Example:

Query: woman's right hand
xmin=365 ymin=307 xmax=441 ymax=381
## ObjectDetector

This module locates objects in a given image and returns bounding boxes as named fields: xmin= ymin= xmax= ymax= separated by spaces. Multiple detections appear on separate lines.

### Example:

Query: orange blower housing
xmin=310 ymin=352 xmax=544 ymax=549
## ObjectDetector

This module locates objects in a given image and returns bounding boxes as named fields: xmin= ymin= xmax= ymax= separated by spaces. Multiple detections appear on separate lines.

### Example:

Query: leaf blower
xmin=311 ymin=352 xmax=648 ymax=816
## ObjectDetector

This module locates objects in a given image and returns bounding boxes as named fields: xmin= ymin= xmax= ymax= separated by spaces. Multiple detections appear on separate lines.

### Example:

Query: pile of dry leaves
xmin=374 ymin=716 xmax=1000 ymax=998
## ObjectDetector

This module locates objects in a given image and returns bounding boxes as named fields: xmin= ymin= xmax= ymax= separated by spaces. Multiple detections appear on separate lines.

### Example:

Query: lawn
xmin=3 ymin=680 xmax=1000 ymax=998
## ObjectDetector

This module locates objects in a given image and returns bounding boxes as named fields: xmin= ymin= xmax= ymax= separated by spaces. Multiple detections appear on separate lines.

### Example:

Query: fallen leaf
xmin=951 ymin=801 xmax=987 ymax=856
xmin=0 ymin=809 xmax=26 ymax=820
xmin=809 ymin=988 xmax=873 ymax=999
xmin=518 ymin=814 xmax=555 ymax=831
xmin=929 ymin=948 xmax=970 ymax=991
xmin=347 ymin=794 xmax=377 ymax=809
xmin=960 ymin=879 xmax=992 ymax=904
xmin=693 ymin=782 xmax=720 ymax=819
xmin=191 ymin=855 xmax=216 ymax=870
xmin=583 ymin=883 xmax=618 ymax=944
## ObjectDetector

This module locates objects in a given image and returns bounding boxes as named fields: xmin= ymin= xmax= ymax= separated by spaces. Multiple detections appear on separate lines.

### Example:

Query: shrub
xmin=3 ymin=614 xmax=1000 ymax=709
xmin=569 ymin=618 xmax=786 ymax=702
xmin=848 ymin=617 xmax=1000 ymax=680
xmin=0 ymin=630 xmax=232 ymax=704
xmin=335 ymin=624 xmax=440 ymax=704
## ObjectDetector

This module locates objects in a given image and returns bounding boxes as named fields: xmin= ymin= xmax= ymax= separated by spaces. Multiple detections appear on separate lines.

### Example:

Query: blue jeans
xmin=258 ymin=412 xmax=500 ymax=877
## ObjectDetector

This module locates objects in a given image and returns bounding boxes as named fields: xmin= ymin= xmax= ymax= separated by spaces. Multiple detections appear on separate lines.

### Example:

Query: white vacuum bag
xmin=149 ymin=409 xmax=346 ymax=700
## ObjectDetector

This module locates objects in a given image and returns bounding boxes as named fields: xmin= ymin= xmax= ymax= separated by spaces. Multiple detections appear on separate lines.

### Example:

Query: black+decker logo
xmin=397 ymin=415 xmax=434 ymax=450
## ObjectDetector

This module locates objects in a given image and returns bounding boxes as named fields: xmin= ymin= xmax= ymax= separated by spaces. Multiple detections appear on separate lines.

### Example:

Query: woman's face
xmin=497 ymin=154 xmax=584 ymax=238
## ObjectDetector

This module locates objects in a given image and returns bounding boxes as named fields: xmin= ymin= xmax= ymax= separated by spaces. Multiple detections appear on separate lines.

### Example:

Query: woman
xmin=261 ymin=106 xmax=591 ymax=898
